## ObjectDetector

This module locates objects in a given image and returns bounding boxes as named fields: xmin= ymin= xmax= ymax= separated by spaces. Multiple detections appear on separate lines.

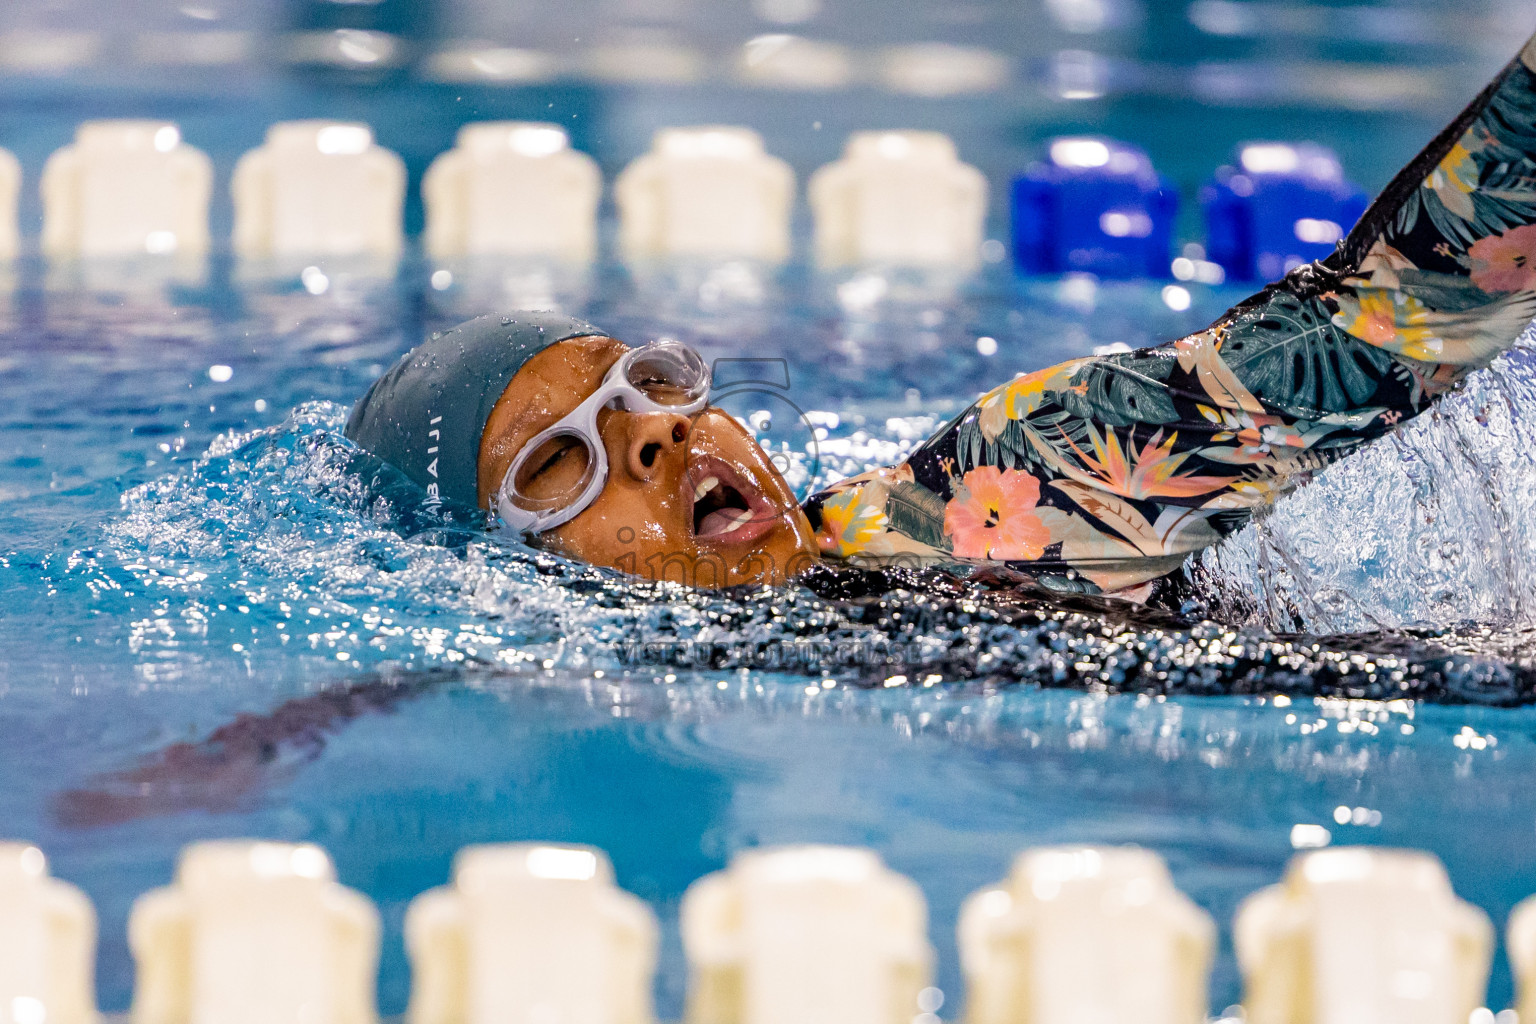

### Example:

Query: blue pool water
xmin=4 ymin=260 xmax=1536 ymax=1016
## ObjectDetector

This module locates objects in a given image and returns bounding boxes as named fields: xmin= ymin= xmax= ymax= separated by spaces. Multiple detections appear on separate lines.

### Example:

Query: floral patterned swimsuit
xmin=804 ymin=33 xmax=1536 ymax=597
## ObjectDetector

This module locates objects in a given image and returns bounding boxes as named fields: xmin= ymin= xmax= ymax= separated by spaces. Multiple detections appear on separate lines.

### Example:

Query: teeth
xmin=720 ymin=509 xmax=755 ymax=534
xmin=694 ymin=476 xmax=719 ymax=501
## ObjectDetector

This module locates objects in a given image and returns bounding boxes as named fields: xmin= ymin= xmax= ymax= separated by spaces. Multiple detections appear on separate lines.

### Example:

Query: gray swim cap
xmin=344 ymin=312 xmax=604 ymax=511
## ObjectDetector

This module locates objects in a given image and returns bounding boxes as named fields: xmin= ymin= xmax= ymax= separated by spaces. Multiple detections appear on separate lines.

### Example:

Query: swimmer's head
xmin=346 ymin=313 xmax=818 ymax=588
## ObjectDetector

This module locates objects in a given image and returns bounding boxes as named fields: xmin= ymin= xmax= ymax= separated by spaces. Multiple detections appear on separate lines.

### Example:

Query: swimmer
xmin=348 ymin=32 xmax=1536 ymax=601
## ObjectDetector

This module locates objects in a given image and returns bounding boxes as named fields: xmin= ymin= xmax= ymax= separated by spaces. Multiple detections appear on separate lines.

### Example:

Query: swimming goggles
xmin=494 ymin=340 xmax=711 ymax=536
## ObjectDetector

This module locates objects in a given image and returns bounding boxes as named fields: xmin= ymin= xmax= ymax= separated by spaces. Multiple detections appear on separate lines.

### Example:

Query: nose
xmin=622 ymin=411 xmax=691 ymax=481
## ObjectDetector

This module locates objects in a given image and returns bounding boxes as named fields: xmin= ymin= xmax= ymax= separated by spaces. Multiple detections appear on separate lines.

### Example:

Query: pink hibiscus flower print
xmin=1468 ymin=223 xmax=1536 ymax=293
xmin=943 ymin=466 xmax=1050 ymax=560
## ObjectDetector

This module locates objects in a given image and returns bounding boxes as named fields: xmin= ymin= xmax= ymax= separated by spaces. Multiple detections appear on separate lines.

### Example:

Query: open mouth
xmin=687 ymin=454 xmax=781 ymax=546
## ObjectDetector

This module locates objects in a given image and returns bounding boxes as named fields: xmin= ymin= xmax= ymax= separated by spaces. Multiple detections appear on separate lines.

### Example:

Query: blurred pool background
xmin=3 ymin=0 xmax=1536 ymax=1019
xmin=0 ymin=0 xmax=1525 ymax=244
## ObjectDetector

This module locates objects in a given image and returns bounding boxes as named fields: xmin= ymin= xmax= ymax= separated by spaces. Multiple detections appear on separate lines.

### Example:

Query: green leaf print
xmin=1053 ymin=358 xmax=1180 ymax=427
xmin=990 ymin=419 xmax=1035 ymax=470
xmin=964 ymin=416 xmax=1021 ymax=471
xmin=1482 ymin=65 xmax=1536 ymax=161
xmin=1396 ymin=269 xmax=1500 ymax=313
xmin=1218 ymin=289 xmax=1396 ymax=415
xmin=886 ymin=480 xmax=950 ymax=550
xmin=1415 ymin=75 xmax=1536 ymax=250
xmin=959 ymin=415 xmax=985 ymax=473
xmin=1392 ymin=188 xmax=1421 ymax=238
xmin=1422 ymin=174 xmax=1536 ymax=250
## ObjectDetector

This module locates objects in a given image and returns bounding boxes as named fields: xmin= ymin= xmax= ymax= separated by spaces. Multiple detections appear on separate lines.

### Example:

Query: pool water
xmin=3 ymin=261 xmax=1536 ymax=1016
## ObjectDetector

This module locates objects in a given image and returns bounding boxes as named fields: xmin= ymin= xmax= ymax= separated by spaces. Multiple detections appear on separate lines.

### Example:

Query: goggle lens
xmin=506 ymin=431 xmax=598 ymax=512
xmin=624 ymin=342 xmax=709 ymax=406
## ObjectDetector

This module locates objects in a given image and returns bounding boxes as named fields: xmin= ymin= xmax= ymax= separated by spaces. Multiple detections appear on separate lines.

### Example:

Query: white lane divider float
xmin=808 ymin=130 xmax=987 ymax=269
xmin=682 ymin=844 xmax=933 ymax=1024
xmin=423 ymin=122 xmax=601 ymax=264
xmin=0 ymin=148 xmax=18 ymax=261
xmin=615 ymin=126 xmax=795 ymax=264
xmin=129 ymin=840 xmax=380 ymax=1024
xmin=1509 ymin=890 xmax=1536 ymax=1024
xmin=406 ymin=842 xmax=658 ymax=1024
xmin=0 ymin=842 xmax=97 ymax=1024
xmin=1236 ymin=847 xmax=1493 ymax=1024
xmin=232 ymin=121 xmax=405 ymax=260
xmin=41 ymin=121 xmax=212 ymax=259
xmin=0 ymin=834 xmax=1527 ymax=1021
xmin=960 ymin=845 xmax=1215 ymax=1024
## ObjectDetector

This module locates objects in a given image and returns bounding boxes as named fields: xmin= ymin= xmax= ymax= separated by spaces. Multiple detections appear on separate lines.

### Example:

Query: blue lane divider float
xmin=1202 ymin=142 xmax=1369 ymax=282
xmin=1011 ymin=136 xmax=1178 ymax=279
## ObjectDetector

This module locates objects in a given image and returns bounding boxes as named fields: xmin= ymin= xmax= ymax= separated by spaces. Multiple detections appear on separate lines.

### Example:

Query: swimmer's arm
xmin=806 ymin=29 xmax=1536 ymax=593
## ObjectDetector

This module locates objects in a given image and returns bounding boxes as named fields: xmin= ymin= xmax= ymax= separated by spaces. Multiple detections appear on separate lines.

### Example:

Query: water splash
xmin=1192 ymin=345 xmax=1536 ymax=636
xmin=67 ymin=397 xmax=1536 ymax=703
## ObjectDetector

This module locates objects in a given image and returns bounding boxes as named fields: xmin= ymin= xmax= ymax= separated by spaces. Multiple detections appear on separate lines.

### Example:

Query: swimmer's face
xmin=478 ymin=336 xmax=819 ymax=588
